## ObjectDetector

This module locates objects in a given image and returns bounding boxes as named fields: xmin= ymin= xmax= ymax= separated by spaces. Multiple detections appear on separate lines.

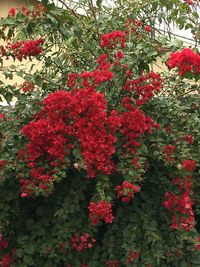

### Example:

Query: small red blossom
xmin=166 ymin=48 xmax=200 ymax=76
xmin=21 ymin=81 xmax=34 ymax=92
xmin=182 ymin=159 xmax=197 ymax=172
xmin=8 ymin=8 xmax=16 ymax=17
xmin=6 ymin=38 xmax=44 ymax=61
xmin=70 ymin=233 xmax=96 ymax=251
xmin=115 ymin=181 xmax=140 ymax=202
xmin=126 ymin=249 xmax=140 ymax=263
xmin=100 ymin=30 xmax=126 ymax=49
xmin=89 ymin=201 xmax=113 ymax=225
xmin=144 ymin=25 xmax=152 ymax=32
xmin=123 ymin=72 xmax=162 ymax=105
xmin=0 ymin=254 xmax=12 ymax=267
xmin=0 ymin=113 xmax=5 ymax=120
xmin=183 ymin=134 xmax=194 ymax=144
xmin=163 ymin=191 xmax=195 ymax=230
xmin=163 ymin=145 xmax=175 ymax=163
xmin=184 ymin=0 xmax=193 ymax=4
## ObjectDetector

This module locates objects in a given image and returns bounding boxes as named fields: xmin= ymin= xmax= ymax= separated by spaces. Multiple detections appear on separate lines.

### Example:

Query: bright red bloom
xmin=163 ymin=191 xmax=195 ymax=230
xmin=163 ymin=145 xmax=175 ymax=163
xmin=6 ymin=38 xmax=44 ymax=61
xmin=0 ymin=113 xmax=5 ymax=120
xmin=21 ymin=81 xmax=34 ymax=92
xmin=8 ymin=8 xmax=16 ymax=17
xmin=120 ymin=97 xmax=158 ymax=155
xmin=115 ymin=181 xmax=140 ymax=202
xmin=89 ymin=201 xmax=113 ymax=225
xmin=184 ymin=0 xmax=193 ymax=4
xmin=144 ymin=25 xmax=152 ymax=32
xmin=183 ymin=134 xmax=194 ymax=144
xmin=19 ymin=87 xmax=121 ymax=196
xmin=166 ymin=48 xmax=200 ymax=76
xmin=100 ymin=30 xmax=126 ymax=49
xmin=123 ymin=72 xmax=162 ymax=105
xmin=182 ymin=159 xmax=197 ymax=172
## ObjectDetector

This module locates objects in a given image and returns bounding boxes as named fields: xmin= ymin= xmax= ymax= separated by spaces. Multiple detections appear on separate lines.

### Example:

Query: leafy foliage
xmin=0 ymin=1 xmax=200 ymax=266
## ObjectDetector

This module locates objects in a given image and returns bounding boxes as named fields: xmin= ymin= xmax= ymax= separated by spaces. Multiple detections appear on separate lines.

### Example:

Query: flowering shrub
xmin=0 ymin=0 xmax=200 ymax=266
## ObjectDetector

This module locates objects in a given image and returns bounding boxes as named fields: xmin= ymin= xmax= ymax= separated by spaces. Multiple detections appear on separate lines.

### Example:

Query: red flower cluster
xmin=163 ymin=145 xmax=175 ymax=163
xmin=8 ymin=8 xmax=16 ymax=17
xmin=124 ymin=72 xmax=162 ymax=106
xmin=8 ymin=4 xmax=47 ymax=18
xmin=0 ymin=254 xmax=12 ymax=267
xmin=0 ymin=160 xmax=7 ymax=169
xmin=120 ymin=97 xmax=159 ymax=155
xmin=0 ymin=235 xmax=8 ymax=253
xmin=0 ymin=113 xmax=5 ymax=120
xmin=105 ymin=259 xmax=120 ymax=267
xmin=67 ymin=69 xmax=114 ymax=89
xmin=88 ymin=201 xmax=113 ymax=225
xmin=100 ymin=30 xmax=126 ymax=49
xmin=144 ymin=25 xmax=152 ymax=32
xmin=195 ymin=236 xmax=200 ymax=251
xmin=163 ymin=191 xmax=194 ymax=230
xmin=6 ymin=38 xmax=43 ymax=61
xmin=172 ymin=176 xmax=192 ymax=193
xmin=183 ymin=134 xmax=194 ymax=145
xmin=182 ymin=159 xmax=197 ymax=172
xmin=19 ymin=87 xmax=121 ymax=196
xmin=184 ymin=0 xmax=193 ymax=5
xmin=166 ymin=48 xmax=200 ymax=76
xmin=70 ymin=233 xmax=96 ymax=251
xmin=20 ymin=81 xmax=34 ymax=93
xmin=126 ymin=249 xmax=140 ymax=263
xmin=97 ymin=53 xmax=111 ymax=70
xmin=115 ymin=181 xmax=140 ymax=202
xmin=124 ymin=19 xmax=152 ymax=34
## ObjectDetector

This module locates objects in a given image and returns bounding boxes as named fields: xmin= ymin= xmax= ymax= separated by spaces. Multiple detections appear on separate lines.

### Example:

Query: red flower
xmin=144 ymin=25 xmax=152 ymax=32
xmin=21 ymin=81 xmax=34 ymax=92
xmin=6 ymin=38 xmax=44 ymax=61
xmin=115 ymin=181 xmax=140 ymax=202
xmin=126 ymin=249 xmax=140 ymax=263
xmin=163 ymin=191 xmax=195 ymax=230
xmin=184 ymin=0 xmax=193 ymax=4
xmin=89 ymin=201 xmax=113 ymax=225
xmin=100 ymin=30 xmax=126 ymax=49
xmin=166 ymin=48 xmax=200 ymax=76
xmin=183 ymin=134 xmax=194 ymax=144
xmin=182 ymin=159 xmax=197 ymax=172
xmin=0 ymin=113 xmax=5 ymax=120
xmin=8 ymin=8 xmax=16 ymax=17
xmin=70 ymin=233 xmax=96 ymax=251
xmin=163 ymin=145 xmax=175 ymax=163
xmin=0 ymin=254 xmax=12 ymax=267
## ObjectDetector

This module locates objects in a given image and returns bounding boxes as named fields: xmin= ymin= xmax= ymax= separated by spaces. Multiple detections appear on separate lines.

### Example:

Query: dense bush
xmin=0 ymin=0 xmax=200 ymax=266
